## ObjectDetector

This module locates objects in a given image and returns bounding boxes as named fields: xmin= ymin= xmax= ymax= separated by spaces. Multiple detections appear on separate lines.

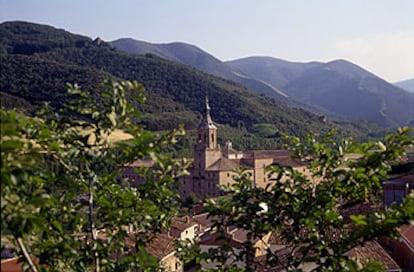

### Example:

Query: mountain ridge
xmin=227 ymin=56 xmax=414 ymax=127
xmin=112 ymin=38 xmax=414 ymax=128
xmin=0 ymin=22 xmax=382 ymax=140
xmin=394 ymin=78 xmax=414 ymax=93
xmin=110 ymin=38 xmax=292 ymax=102
xmin=0 ymin=21 xmax=389 ymax=151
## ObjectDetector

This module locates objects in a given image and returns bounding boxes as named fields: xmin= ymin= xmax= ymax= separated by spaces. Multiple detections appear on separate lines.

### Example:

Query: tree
xmin=2 ymin=80 xmax=413 ymax=271
xmin=1 ymin=81 xmax=187 ymax=271
xmin=179 ymin=129 xmax=414 ymax=271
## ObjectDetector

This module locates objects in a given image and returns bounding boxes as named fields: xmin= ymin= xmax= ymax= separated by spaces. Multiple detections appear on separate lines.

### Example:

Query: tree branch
xmin=15 ymin=236 xmax=38 ymax=272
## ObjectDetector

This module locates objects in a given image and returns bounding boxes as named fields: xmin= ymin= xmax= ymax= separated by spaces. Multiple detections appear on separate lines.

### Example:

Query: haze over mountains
xmin=111 ymin=38 xmax=290 ymax=102
xmin=3 ymin=20 xmax=384 ymax=151
xmin=0 ymin=20 xmax=411 ymax=154
xmin=112 ymin=38 xmax=414 ymax=128
xmin=394 ymin=78 xmax=414 ymax=94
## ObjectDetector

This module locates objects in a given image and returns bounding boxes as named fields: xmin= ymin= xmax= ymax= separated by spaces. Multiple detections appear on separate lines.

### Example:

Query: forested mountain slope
xmin=0 ymin=21 xmax=386 ymax=152
xmin=111 ymin=38 xmax=291 ymax=102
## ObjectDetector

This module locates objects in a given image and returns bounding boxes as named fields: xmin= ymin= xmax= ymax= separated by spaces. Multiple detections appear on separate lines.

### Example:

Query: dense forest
xmin=0 ymin=21 xmax=388 ymax=155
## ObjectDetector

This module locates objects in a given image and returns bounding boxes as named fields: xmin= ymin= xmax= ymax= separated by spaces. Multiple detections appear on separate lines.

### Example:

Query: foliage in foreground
xmin=1 ymin=81 xmax=187 ymax=271
xmin=1 ymin=80 xmax=413 ymax=271
xmin=179 ymin=129 xmax=414 ymax=271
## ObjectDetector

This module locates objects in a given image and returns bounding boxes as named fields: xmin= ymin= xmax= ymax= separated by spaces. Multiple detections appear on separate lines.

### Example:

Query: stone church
xmin=178 ymin=97 xmax=308 ymax=199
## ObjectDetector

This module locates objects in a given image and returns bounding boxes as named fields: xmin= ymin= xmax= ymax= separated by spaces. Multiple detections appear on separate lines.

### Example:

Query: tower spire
xmin=199 ymin=95 xmax=216 ymax=129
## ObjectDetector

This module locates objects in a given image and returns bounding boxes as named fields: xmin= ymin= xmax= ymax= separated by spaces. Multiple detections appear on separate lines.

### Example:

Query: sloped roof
xmin=241 ymin=149 xmax=306 ymax=167
xmin=346 ymin=240 xmax=400 ymax=271
xmin=1 ymin=256 xmax=39 ymax=272
xmin=206 ymin=157 xmax=249 ymax=171
xmin=399 ymin=224 xmax=414 ymax=252
xmin=242 ymin=150 xmax=293 ymax=159
xmin=199 ymin=231 xmax=242 ymax=247
xmin=168 ymin=216 xmax=198 ymax=238
xmin=142 ymin=233 xmax=176 ymax=261
xmin=192 ymin=212 xmax=216 ymax=231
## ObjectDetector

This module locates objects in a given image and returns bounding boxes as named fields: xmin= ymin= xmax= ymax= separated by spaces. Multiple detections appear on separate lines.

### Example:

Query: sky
xmin=1 ymin=0 xmax=413 ymax=82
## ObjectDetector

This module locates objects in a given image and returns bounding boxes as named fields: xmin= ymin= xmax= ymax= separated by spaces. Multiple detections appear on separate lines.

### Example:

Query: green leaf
xmin=350 ymin=214 xmax=367 ymax=226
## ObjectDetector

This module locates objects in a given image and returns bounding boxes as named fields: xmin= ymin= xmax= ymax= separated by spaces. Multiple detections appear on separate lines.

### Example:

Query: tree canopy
xmin=1 ymin=80 xmax=413 ymax=271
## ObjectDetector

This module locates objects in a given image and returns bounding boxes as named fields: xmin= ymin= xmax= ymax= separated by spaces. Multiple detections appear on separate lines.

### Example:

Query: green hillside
xmin=0 ymin=21 xmax=387 ymax=154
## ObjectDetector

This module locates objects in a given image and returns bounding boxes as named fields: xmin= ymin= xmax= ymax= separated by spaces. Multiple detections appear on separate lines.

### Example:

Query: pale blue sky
xmin=1 ymin=0 xmax=413 ymax=82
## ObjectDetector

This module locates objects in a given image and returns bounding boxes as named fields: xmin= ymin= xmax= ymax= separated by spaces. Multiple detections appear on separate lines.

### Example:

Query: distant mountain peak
xmin=394 ymin=78 xmax=414 ymax=93
xmin=227 ymin=56 xmax=414 ymax=127
xmin=110 ymin=38 xmax=294 ymax=102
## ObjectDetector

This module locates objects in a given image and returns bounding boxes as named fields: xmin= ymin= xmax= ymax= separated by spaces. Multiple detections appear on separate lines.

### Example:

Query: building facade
xmin=120 ymin=97 xmax=311 ymax=199
xmin=178 ymin=97 xmax=310 ymax=199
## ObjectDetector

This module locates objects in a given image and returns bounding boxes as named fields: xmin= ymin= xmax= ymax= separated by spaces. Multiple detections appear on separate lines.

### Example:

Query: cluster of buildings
xmin=122 ymin=97 xmax=312 ymax=200
xmin=2 ymin=98 xmax=413 ymax=271
xmin=118 ymin=97 xmax=414 ymax=271
xmin=131 ymin=180 xmax=414 ymax=271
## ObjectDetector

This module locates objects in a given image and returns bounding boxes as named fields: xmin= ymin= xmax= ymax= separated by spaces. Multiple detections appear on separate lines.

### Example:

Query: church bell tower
xmin=193 ymin=97 xmax=221 ymax=176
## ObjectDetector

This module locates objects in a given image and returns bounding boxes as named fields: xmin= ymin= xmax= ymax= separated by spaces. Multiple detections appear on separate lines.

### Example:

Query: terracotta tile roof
xmin=1 ymin=257 xmax=25 ymax=272
xmin=192 ymin=212 xmax=217 ymax=231
xmin=146 ymin=233 xmax=176 ymax=260
xmin=199 ymin=231 xmax=242 ymax=248
xmin=241 ymin=150 xmax=306 ymax=168
xmin=206 ymin=158 xmax=249 ymax=171
xmin=243 ymin=150 xmax=294 ymax=159
xmin=130 ymin=233 xmax=176 ymax=261
xmin=171 ymin=216 xmax=197 ymax=231
xmin=1 ymin=256 xmax=39 ymax=272
xmin=399 ymin=224 xmax=414 ymax=252
xmin=230 ymin=228 xmax=262 ymax=244
xmin=346 ymin=240 xmax=400 ymax=271
xmin=168 ymin=216 xmax=198 ymax=238
xmin=231 ymin=228 xmax=250 ymax=243
xmin=254 ymin=246 xmax=292 ymax=271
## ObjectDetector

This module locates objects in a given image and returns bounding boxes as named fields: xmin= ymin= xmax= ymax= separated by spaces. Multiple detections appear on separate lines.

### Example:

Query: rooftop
xmin=346 ymin=240 xmax=400 ymax=271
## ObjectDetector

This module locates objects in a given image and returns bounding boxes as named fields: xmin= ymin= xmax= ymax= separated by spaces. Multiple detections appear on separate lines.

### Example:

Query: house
xmin=197 ymin=227 xmax=272 ymax=270
xmin=132 ymin=232 xmax=183 ymax=272
xmin=167 ymin=216 xmax=198 ymax=242
xmin=383 ymin=174 xmax=414 ymax=206
xmin=119 ymin=160 xmax=154 ymax=187
xmin=346 ymin=240 xmax=401 ymax=272
xmin=381 ymin=225 xmax=414 ymax=272
xmin=121 ymin=218 xmax=194 ymax=272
